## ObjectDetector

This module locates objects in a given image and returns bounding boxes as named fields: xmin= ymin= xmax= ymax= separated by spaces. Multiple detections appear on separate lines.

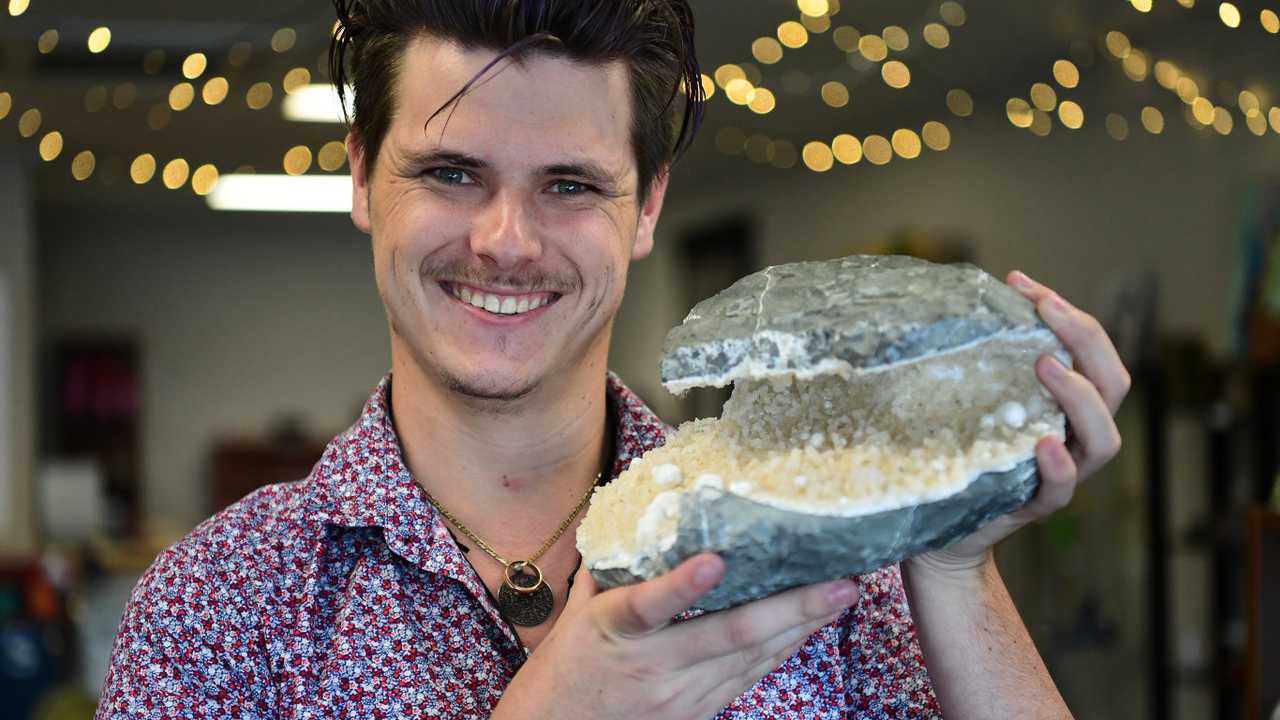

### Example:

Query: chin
xmin=438 ymin=365 xmax=541 ymax=402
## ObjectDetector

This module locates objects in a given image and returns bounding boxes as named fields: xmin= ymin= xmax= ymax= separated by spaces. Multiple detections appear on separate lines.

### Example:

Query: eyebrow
xmin=405 ymin=148 xmax=627 ymax=190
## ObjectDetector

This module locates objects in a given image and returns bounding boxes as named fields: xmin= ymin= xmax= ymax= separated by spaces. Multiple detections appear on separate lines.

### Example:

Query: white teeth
xmin=450 ymin=283 xmax=554 ymax=316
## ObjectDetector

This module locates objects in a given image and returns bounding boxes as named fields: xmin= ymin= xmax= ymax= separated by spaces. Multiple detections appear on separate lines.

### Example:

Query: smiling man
xmin=96 ymin=2 xmax=1129 ymax=719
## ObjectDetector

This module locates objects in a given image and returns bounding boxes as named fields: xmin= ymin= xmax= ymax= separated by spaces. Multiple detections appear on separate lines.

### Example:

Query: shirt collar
xmin=304 ymin=372 xmax=671 ymax=576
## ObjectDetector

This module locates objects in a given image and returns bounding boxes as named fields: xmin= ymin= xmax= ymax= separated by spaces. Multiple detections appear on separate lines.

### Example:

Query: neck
xmin=387 ymin=335 xmax=613 ymax=557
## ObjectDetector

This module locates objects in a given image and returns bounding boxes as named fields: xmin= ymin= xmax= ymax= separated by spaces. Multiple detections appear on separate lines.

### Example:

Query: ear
xmin=632 ymin=169 xmax=669 ymax=261
xmin=347 ymin=129 xmax=372 ymax=235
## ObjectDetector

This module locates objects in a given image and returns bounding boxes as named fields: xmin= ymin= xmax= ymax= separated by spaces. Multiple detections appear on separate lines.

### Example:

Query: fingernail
xmin=826 ymin=581 xmax=858 ymax=608
xmin=1011 ymin=271 xmax=1036 ymax=290
xmin=1044 ymin=356 xmax=1068 ymax=379
xmin=694 ymin=558 xmax=722 ymax=586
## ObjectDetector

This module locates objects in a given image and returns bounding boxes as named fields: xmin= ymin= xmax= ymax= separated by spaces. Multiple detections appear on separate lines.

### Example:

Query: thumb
xmin=592 ymin=553 xmax=725 ymax=639
xmin=564 ymin=557 xmax=599 ymax=613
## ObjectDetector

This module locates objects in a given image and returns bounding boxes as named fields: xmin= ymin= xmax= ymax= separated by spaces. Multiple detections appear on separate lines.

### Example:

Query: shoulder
xmin=166 ymin=479 xmax=316 ymax=574
xmin=130 ymin=479 xmax=320 ymax=624
xmin=605 ymin=372 xmax=674 ymax=472
xmin=97 ymin=486 xmax=311 ymax=719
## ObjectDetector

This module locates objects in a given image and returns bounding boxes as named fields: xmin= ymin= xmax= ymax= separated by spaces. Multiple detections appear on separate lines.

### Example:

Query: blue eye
xmin=551 ymin=180 xmax=591 ymax=195
xmin=426 ymin=167 xmax=474 ymax=185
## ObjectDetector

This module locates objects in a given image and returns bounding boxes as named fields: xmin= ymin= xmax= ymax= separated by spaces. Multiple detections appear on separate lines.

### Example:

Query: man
xmin=97 ymin=1 xmax=1130 ymax=718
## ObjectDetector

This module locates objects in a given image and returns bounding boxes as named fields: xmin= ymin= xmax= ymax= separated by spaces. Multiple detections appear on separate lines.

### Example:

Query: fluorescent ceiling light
xmin=207 ymin=174 xmax=353 ymax=212
xmin=282 ymin=84 xmax=353 ymax=123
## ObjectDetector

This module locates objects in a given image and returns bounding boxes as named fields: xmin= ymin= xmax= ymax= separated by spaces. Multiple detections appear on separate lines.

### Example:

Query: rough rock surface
xmin=661 ymin=254 xmax=1053 ymax=393
xmin=586 ymin=255 xmax=1065 ymax=611
xmin=590 ymin=458 xmax=1040 ymax=611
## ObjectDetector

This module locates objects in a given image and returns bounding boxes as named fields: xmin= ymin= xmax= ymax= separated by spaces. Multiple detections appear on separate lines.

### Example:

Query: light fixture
xmin=87 ymin=27 xmax=111 ymax=54
xmin=282 ymin=84 xmax=353 ymax=123
xmin=207 ymin=174 xmax=353 ymax=212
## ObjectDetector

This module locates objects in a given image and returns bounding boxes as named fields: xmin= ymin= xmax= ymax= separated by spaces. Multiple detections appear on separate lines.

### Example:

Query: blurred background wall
xmin=2 ymin=0 xmax=1280 ymax=718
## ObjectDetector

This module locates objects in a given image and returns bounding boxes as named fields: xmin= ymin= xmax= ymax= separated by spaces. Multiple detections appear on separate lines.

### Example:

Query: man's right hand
xmin=491 ymin=553 xmax=860 ymax=720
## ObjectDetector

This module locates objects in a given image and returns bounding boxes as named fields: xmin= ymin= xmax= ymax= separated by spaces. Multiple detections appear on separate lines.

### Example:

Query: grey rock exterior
xmin=587 ymin=255 xmax=1063 ymax=611
xmin=591 ymin=458 xmax=1040 ymax=611
xmin=661 ymin=254 xmax=1052 ymax=392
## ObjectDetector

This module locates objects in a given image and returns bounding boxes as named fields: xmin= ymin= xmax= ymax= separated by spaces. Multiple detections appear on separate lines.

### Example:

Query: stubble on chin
xmin=438 ymin=366 xmax=539 ymax=409
xmin=433 ymin=334 xmax=537 ymax=406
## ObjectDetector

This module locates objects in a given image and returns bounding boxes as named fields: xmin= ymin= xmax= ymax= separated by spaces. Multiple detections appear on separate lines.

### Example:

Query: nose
xmin=469 ymin=189 xmax=542 ymax=269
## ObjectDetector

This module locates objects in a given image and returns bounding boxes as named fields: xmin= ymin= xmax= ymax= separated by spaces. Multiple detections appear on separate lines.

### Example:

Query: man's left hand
xmin=910 ymin=269 xmax=1132 ymax=576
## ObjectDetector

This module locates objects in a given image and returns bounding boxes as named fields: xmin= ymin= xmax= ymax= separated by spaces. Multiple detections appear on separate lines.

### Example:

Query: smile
xmin=441 ymin=282 xmax=561 ymax=317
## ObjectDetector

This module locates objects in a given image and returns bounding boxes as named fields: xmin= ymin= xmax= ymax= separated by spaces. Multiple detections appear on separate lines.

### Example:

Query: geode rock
xmin=661 ymin=254 xmax=1054 ymax=392
xmin=577 ymin=255 xmax=1068 ymax=611
xmin=589 ymin=459 xmax=1039 ymax=612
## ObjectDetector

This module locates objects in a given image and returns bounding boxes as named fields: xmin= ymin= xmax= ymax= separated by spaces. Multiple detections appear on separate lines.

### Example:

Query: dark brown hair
xmin=329 ymin=0 xmax=705 ymax=203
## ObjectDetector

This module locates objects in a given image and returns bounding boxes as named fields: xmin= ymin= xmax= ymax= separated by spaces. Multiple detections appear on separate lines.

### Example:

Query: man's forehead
xmin=386 ymin=34 xmax=635 ymax=178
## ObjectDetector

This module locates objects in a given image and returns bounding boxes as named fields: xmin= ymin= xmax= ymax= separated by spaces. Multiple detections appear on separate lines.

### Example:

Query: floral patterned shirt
xmin=96 ymin=374 xmax=940 ymax=719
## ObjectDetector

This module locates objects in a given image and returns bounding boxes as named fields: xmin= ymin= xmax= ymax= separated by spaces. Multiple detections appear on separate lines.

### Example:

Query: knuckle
xmin=1119 ymin=367 xmax=1133 ymax=394
xmin=591 ymin=597 xmax=636 ymax=642
xmin=588 ymin=603 xmax=620 ymax=643
xmin=617 ymin=595 xmax=652 ymax=638
xmin=779 ymin=637 xmax=809 ymax=666
xmin=736 ymin=644 xmax=767 ymax=673
xmin=1055 ymin=485 xmax=1078 ymax=509
xmin=798 ymin=586 xmax=829 ymax=619
xmin=1084 ymin=314 xmax=1106 ymax=342
xmin=1056 ymin=314 xmax=1098 ymax=347
xmin=620 ymin=657 xmax=661 ymax=684
xmin=724 ymin=614 xmax=757 ymax=650
xmin=1106 ymin=428 xmax=1123 ymax=457
xmin=1034 ymin=488 xmax=1073 ymax=516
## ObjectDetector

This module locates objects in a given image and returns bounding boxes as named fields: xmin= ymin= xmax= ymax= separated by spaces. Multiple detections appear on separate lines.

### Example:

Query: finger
xmin=1009 ymin=271 xmax=1131 ymax=414
xmin=1007 ymin=270 xmax=1054 ymax=304
xmin=563 ymin=558 xmax=599 ymax=613
xmin=1035 ymin=293 xmax=1131 ymax=413
xmin=666 ymin=577 xmax=858 ymax=668
xmin=592 ymin=553 xmax=725 ymax=639
xmin=695 ymin=607 xmax=839 ymax=680
xmin=1015 ymin=436 xmax=1080 ymax=521
xmin=1037 ymin=354 xmax=1123 ymax=476
xmin=692 ymin=627 xmax=825 ymax=718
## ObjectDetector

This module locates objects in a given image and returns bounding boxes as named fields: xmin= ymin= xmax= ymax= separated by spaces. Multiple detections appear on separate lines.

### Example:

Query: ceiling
xmin=1 ymin=0 xmax=1276 ymax=209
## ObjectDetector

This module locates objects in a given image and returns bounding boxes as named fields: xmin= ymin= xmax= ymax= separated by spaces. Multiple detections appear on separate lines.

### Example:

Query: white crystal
xmin=694 ymin=473 xmax=723 ymax=490
xmin=998 ymin=401 xmax=1027 ymax=429
xmin=651 ymin=463 xmax=682 ymax=486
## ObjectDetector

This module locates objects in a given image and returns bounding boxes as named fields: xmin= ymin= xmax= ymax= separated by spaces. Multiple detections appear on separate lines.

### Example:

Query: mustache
xmin=421 ymin=258 xmax=578 ymax=294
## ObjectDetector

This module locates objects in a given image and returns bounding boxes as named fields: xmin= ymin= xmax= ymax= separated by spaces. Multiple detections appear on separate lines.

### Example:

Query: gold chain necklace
xmin=423 ymin=472 xmax=599 ymax=627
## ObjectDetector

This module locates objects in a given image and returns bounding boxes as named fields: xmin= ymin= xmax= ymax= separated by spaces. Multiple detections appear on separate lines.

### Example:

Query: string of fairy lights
xmin=1002 ymin=1 xmax=1280 ymax=140
xmin=709 ymin=0 xmax=1280 ymax=172
xmin=2 ymin=0 xmax=349 ymax=195
xmin=704 ymin=0 xmax=970 ymax=171
xmin=3 ymin=0 xmax=1280 ymax=199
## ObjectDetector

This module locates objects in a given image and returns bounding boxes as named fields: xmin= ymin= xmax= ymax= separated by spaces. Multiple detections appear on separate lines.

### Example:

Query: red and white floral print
xmin=96 ymin=374 xmax=940 ymax=719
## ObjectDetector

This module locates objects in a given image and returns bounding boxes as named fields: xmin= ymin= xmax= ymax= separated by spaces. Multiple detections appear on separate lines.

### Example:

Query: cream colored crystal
xmin=577 ymin=330 xmax=1066 ymax=572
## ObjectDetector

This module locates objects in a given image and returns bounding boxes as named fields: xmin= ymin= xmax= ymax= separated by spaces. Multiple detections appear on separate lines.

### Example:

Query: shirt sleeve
xmin=94 ymin=545 xmax=272 ymax=720
xmin=840 ymin=563 xmax=942 ymax=718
